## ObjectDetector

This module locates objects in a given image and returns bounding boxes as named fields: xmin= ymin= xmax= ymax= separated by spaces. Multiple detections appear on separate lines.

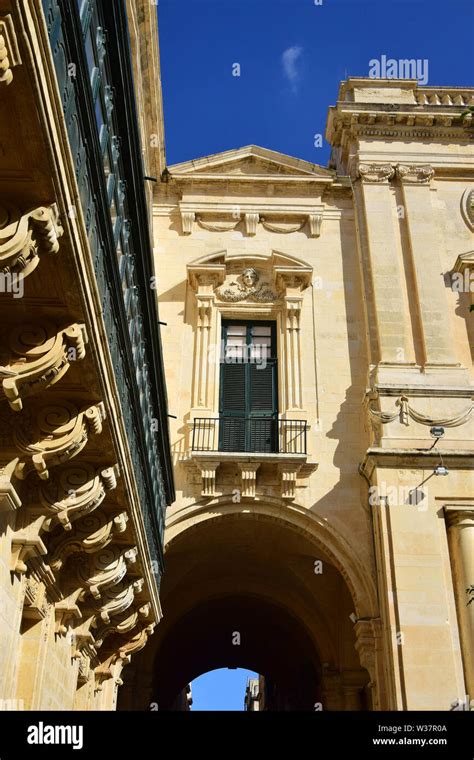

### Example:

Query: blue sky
xmin=156 ymin=0 xmax=472 ymax=711
xmin=158 ymin=0 xmax=473 ymax=168
xmin=191 ymin=669 xmax=258 ymax=710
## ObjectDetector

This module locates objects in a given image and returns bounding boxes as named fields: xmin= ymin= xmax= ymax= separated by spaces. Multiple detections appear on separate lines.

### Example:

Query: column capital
xmin=396 ymin=164 xmax=435 ymax=184
xmin=444 ymin=505 xmax=474 ymax=528
xmin=357 ymin=163 xmax=395 ymax=184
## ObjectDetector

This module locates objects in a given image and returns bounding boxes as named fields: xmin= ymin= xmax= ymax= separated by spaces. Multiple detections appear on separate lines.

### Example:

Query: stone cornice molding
xmin=396 ymin=164 xmax=435 ymax=184
xmin=326 ymin=82 xmax=474 ymax=147
xmin=360 ymin=448 xmax=474 ymax=478
xmin=0 ymin=15 xmax=22 ymax=86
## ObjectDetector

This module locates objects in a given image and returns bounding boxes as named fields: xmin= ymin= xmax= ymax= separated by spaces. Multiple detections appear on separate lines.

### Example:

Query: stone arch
xmin=166 ymin=495 xmax=378 ymax=619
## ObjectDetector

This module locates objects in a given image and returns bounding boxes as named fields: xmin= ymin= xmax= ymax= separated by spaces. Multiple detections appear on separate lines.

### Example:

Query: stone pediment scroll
xmin=215 ymin=267 xmax=278 ymax=303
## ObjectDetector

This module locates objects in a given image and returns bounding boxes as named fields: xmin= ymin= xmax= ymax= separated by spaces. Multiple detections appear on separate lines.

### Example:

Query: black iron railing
xmin=192 ymin=417 xmax=307 ymax=454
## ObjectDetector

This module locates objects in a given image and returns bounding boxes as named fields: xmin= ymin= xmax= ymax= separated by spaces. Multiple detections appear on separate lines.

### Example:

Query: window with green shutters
xmin=219 ymin=321 xmax=278 ymax=452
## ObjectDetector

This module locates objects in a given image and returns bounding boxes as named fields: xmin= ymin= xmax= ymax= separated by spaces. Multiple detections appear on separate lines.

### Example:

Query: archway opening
xmin=118 ymin=509 xmax=373 ymax=711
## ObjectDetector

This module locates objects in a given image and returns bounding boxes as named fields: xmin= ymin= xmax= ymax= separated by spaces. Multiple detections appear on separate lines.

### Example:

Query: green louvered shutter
xmin=219 ymin=321 xmax=277 ymax=452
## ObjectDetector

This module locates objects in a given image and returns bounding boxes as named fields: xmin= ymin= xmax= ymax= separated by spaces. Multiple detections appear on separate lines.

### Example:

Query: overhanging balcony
xmin=191 ymin=416 xmax=307 ymax=455
xmin=189 ymin=416 xmax=315 ymax=500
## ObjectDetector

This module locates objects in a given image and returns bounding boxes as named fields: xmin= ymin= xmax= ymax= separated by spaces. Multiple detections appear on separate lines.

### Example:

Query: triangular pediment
xmin=168 ymin=145 xmax=334 ymax=180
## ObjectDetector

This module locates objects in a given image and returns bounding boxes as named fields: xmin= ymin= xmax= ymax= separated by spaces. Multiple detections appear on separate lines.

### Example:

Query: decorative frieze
xmin=0 ymin=15 xmax=21 ymax=86
xmin=0 ymin=203 xmax=63 ymax=276
xmin=14 ymin=402 xmax=106 ymax=480
xmin=0 ymin=322 xmax=88 ymax=411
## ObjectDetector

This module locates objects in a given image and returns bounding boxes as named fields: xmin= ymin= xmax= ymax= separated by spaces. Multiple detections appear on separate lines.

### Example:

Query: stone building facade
xmin=0 ymin=0 xmax=472 ymax=713
xmin=121 ymin=80 xmax=474 ymax=711
xmin=0 ymin=0 xmax=174 ymax=710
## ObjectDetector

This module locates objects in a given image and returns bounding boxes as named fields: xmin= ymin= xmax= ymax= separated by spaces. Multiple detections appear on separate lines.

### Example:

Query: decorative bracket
xmin=0 ymin=203 xmax=63 ymax=277
xmin=0 ymin=15 xmax=21 ymax=86
xmin=1 ymin=323 xmax=88 ymax=412
xmin=238 ymin=462 xmax=260 ymax=498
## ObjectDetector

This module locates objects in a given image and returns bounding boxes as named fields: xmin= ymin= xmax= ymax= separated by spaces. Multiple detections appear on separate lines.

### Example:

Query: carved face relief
xmin=215 ymin=267 xmax=278 ymax=303
xmin=242 ymin=267 xmax=258 ymax=288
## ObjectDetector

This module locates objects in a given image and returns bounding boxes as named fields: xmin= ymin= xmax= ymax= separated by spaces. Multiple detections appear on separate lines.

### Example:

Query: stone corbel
xmin=49 ymin=509 xmax=128 ymax=572
xmin=181 ymin=211 xmax=195 ymax=234
xmin=116 ymin=623 xmax=156 ymax=660
xmin=39 ymin=463 xmax=119 ymax=531
xmin=274 ymin=267 xmax=312 ymax=294
xmin=1 ymin=322 xmax=88 ymax=412
xmin=14 ymin=401 xmax=106 ymax=480
xmin=245 ymin=213 xmax=259 ymax=236
xmin=0 ymin=203 xmax=63 ymax=277
xmin=357 ymin=163 xmax=395 ymax=184
xmin=396 ymin=164 xmax=435 ymax=185
xmin=93 ymin=603 xmax=151 ymax=650
xmin=0 ymin=15 xmax=21 ymax=86
xmin=308 ymin=213 xmax=323 ymax=238
xmin=10 ymin=510 xmax=48 ymax=574
xmin=0 ymin=457 xmax=22 ymax=511
xmin=238 ymin=463 xmax=260 ymax=498
xmin=97 ymin=578 xmax=144 ymax=624
xmin=199 ymin=460 xmax=219 ymax=497
xmin=74 ymin=544 xmax=138 ymax=600
xmin=54 ymin=588 xmax=83 ymax=638
xmin=279 ymin=463 xmax=301 ymax=500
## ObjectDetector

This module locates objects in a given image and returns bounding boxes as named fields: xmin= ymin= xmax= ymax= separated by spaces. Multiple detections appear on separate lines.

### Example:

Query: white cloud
xmin=282 ymin=45 xmax=303 ymax=92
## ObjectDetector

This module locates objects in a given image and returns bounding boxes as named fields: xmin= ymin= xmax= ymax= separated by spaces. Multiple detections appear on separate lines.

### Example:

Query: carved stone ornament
xmin=358 ymin=163 xmax=395 ymax=183
xmin=92 ymin=603 xmax=151 ymax=650
xmin=0 ymin=322 xmax=88 ymax=411
xmin=97 ymin=577 xmax=144 ymax=624
xmin=39 ymin=463 xmax=119 ymax=531
xmin=0 ymin=457 xmax=21 ymax=512
xmin=72 ymin=545 xmax=138 ymax=600
xmin=461 ymin=188 xmax=474 ymax=232
xmin=23 ymin=575 xmax=50 ymax=620
xmin=396 ymin=164 xmax=435 ymax=184
xmin=0 ymin=203 xmax=63 ymax=276
xmin=49 ymin=510 xmax=128 ymax=571
xmin=215 ymin=267 xmax=278 ymax=303
xmin=14 ymin=402 xmax=106 ymax=480
xmin=0 ymin=15 xmax=21 ymax=86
